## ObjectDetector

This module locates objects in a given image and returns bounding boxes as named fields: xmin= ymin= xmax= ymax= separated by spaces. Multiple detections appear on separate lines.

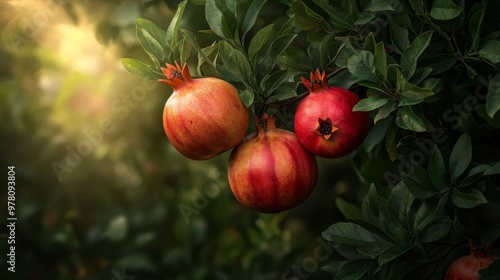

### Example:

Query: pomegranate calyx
xmin=301 ymin=69 xmax=328 ymax=93
xmin=254 ymin=113 xmax=276 ymax=133
xmin=159 ymin=61 xmax=192 ymax=88
xmin=311 ymin=118 xmax=338 ymax=140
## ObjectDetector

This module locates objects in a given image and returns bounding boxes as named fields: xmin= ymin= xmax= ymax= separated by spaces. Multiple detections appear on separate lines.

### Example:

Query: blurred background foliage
xmin=0 ymin=0 xmax=365 ymax=279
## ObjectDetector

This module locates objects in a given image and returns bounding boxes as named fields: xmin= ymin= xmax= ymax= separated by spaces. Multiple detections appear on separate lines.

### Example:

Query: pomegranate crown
xmin=159 ymin=61 xmax=192 ymax=88
xmin=301 ymin=69 xmax=328 ymax=92
xmin=255 ymin=113 xmax=277 ymax=133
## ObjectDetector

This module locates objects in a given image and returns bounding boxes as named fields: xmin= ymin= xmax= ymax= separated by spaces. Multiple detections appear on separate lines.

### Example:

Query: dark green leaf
xmin=278 ymin=15 xmax=295 ymax=36
xmin=487 ymin=86 xmax=500 ymax=118
xmin=238 ymin=88 xmax=254 ymax=108
xmin=375 ymin=101 xmax=397 ymax=124
xmin=479 ymin=40 xmax=500 ymax=64
xmin=378 ymin=245 xmax=410 ymax=265
xmin=248 ymin=24 xmax=273 ymax=62
xmin=468 ymin=7 xmax=485 ymax=51
xmin=276 ymin=46 xmax=311 ymax=72
xmin=379 ymin=199 xmax=408 ymax=242
xmin=409 ymin=67 xmax=433 ymax=85
xmin=334 ymin=260 xmax=371 ymax=280
xmin=322 ymin=261 xmax=348 ymax=274
xmin=289 ymin=0 xmax=333 ymax=32
xmin=449 ymin=134 xmax=472 ymax=180
xmin=258 ymin=34 xmax=297 ymax=76
xmin=181 ymin=29 xmax=216 ymax=69
xmin=366 ymin=0 xmax=397 ymax=12
xmin=396 ymin=106 xmax=427 ymax=132
xmin=353 ymin=96 xmax=389 ymax=112
xmin=401 ymin=176 xmax=436 ymax=199
xmin=462 ymin=164 xmax=490 ymax=186
xmin=166 ymin=1 xmax=187 ymax=51
xmin=430 ymin=0 xmax=463 ymax=20
xmin=347 ymin=51 xmax=379 ymax=82
xmin=485 ymin=162 xmax=500 ymax=175
xmin=391 ymin=22 xmax=410 ymax=54
xmin=264 ymin=69 xmax=293 ymax=96
xmin=172 ymin=38 xmax=192 ymax=66
xmin=322 ymin=222 xmax=377 ymax=246
xmin=388 ymin=181 xmax=414 ymax=229
xmin=401 ymin=31 xmax=433 ymax=79
xmin=218 ymin=41 xmax=253 ymax=86
xmin=205 ymin=0 xmax=232 ymax=39
xmin=412 ymin=195 xmax=448 ymax=236
xmin=121 ymin=58 xmax=163 ymax=80
xmin=266 ymin=87 xmax=297 ymax=102
xmin=374 ymin=42 xmax=388 ymax=81
xmin=354 ymin=12 xmax=375 ymax=25
xmin=385 ymin=119 xmax=399 ymax=161
xmin=357 ymin=240 xmax=394 ymax=259
xmin=420 ymin=217 xmax=452 ymax=242
xmin=428 ymin=146 xmax=447 ymax=192
xmin=242 ymin=0 xmax=267 ymax=34
xmin=451 ymin=188 xmax=487 ymax=208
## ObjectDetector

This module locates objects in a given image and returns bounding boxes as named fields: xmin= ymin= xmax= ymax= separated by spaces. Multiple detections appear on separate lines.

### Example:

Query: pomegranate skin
xmin=294 ymin=70 xmax=370 ymax=158
xmin=160 ymin=62 xmax=249 ymax=160
xmin=445 ymin=241 xmax=498 ymax=280
xmin=228 ymin=115 xmax=318 ymax=213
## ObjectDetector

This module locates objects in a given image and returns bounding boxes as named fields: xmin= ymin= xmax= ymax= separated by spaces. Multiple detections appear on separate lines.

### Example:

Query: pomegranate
xmin=227 ymin=114 xmax=318 ymax=213
xmin=159 ymin=62 xmax=249 ymax=160
xmin=445 ymin=240 xmax=498 ymax=280
xmin=293 ymin=70 xmax=370 ymax=158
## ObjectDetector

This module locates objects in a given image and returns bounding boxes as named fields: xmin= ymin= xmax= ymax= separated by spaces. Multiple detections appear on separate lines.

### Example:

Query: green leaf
xmin=242 ymin=0 xmax=267 ymax=34
xmin=248 ymin=24 xmax=273 ymax=62
xmin=238 ymin=88 xmax=254 ymax=108
xmin=378 ymin=245 xmax=410 ymax=265
xmin=366 ymin=0 xmax=397 ymax=12
xmin=430 ymin=0 xmax=463 ymax=20
xmin=396 ymin=106 xmax=427 ymax=132
xmin=264 ymin=69 xmax=293 ymax=96
xmin=485 ymin=162 xmax=500 ymax=175
xmin=412 ymin=195 xmax=448 ymax=236
xmin=218 ymin=41 xmax=253 ymax=86
xmin=166 ymin=1 xmax=187 ymax=51
xmin=374 ymin=42 xmax=388 ymax=81
xmin=258 ymin=34 xmax=297 ymax=76
xmin=486 ymin=88 xmax=500 ymax=119
xmin=205 ymin=0 xmax=232 ymax=39
xmin=450 ymin=188 xmax=487 ymax=208
xmin=449 ymin=134 xmax=472 ymax=180
xmin=428 ymin=147 xmax=447 ymax=192
xmin=391 ymin=22 xmax=410 ymax=54
xmin=420 ymin=216 xmax=452 ymax=242
xmin=135 ymin=19 xmax=168 ymax=67
xmin=322 ymin=222 xmax=377 ymax=246
xmin=289 ymin=0 xmax=333 ymax=32
xmin=401 ymin=176 xmax=435 ymax=199
xmin=468 ymin=6 xmax=485 ymax=51
xmin=353 ymin=96 xmax=389 ymax=112
xmin=276 ymin=46 xmax=311 ymax=72
xmin=357 ymin=240 xmax=394 ymax=259
xmin=278 ymin=15 xmax=295 ymax=36
xmin=334 ymin=260 xmax=371 ymax=280
xmin=181 ymin=29 xmax=216 ymax=73
xmin=172 ymin=38 xmax=192 ymax=66
xmin=400 ymin=31 xmax=433 ymax=79
xmin=121 ymin=58 xmax=163 ymax=80
xmin=388 ymin=181 xmax=414 ymax=229
xmin=104 ymin=215 xmax=128 ymax=242
xmin=379 ymin=199 xmax=408 ymax=242
xmin=375 ymin=101 xmax=397 ymax=124
xmin=479 ymin=40 xmax=500 ymax=64
xmin=347 ymin=51 xmax=379 ymax=82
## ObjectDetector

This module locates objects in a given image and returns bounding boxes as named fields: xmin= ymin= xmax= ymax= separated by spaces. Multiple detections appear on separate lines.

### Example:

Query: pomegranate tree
xmin=227 ymin=114 xmax=318 ymax=213
xmin=159 ymin=62 xmax=249 ymax=160
xmin=445 ymin=241 xmax=498 ymax=280
xmin=293 ymin=70 xmax=370 ymax=158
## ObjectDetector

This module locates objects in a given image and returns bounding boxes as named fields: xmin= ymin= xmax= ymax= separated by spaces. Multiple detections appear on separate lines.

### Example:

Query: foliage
xmin=122 ymin=0 xmax=500 ymax=279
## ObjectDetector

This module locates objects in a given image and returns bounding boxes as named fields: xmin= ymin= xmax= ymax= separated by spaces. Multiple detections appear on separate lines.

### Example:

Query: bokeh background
xmin=0 ymin=0 xmax=366 ymax=279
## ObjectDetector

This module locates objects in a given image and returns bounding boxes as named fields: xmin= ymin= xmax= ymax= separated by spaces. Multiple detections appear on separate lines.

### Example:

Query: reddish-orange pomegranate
xmin=228 ymin=114 xmax=318 ymax=213
xmin=294 ymin=70 xmax=370 ymax=158
xmin=445 ymin=240 xmax=498 ymax=280
xmin=159 ymin=62 xmax=249 ymax=160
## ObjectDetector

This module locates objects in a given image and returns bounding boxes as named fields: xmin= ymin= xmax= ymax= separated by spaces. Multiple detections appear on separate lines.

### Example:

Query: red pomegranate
xmin=445 ymin=240 xmax=498 ymax=280
xmin=293 ymin=70 xmax=370 ymax=158
xmin=159 ymin=62 xmax=249 ymax=160
xmin=227 ymin=114 xmax=318 ymax=213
